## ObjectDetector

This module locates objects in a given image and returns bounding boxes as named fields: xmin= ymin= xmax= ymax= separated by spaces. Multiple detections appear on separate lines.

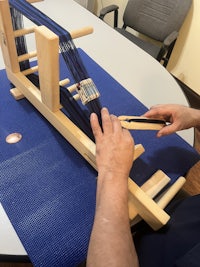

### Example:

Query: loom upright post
xmin=35 ymin=25 xmax=60 ymax=112
xmin=0 ymin=0 xmax=20 ymax=72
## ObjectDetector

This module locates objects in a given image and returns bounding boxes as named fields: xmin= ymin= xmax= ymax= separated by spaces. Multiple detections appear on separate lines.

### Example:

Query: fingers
xmin=143 ymin=106 xmax=170 ymax=121
xmin=101 ymin=107 xmax=113 ymax=134
xmin=110 ymin=114 xmax=123 ymax=134
xmin=90 ymin=112 xmax=102 ymax=140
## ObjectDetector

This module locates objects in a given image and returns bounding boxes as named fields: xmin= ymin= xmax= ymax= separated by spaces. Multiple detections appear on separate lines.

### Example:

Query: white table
xmin=0 ymin=0 xmax=193 ymax=257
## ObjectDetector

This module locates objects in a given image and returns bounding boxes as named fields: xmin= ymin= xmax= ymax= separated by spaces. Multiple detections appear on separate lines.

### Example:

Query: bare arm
xmin=143 ymin=104 xmax=200 ymax=137
xmin=87 ymin=107 xmax=139 ymax=267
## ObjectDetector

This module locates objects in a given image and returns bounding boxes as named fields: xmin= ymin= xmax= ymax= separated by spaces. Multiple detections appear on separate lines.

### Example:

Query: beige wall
xmin=167 ymin=0 xmax=200 ymax=95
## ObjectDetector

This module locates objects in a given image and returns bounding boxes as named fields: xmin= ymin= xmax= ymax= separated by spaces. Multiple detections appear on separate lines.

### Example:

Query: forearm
xmin=87 ymin=172 xmax=139 ymax=267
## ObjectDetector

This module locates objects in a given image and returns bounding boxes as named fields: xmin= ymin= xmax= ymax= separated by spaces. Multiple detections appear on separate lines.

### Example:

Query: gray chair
xmin=99 ymin=0 xmax=192 ymax=67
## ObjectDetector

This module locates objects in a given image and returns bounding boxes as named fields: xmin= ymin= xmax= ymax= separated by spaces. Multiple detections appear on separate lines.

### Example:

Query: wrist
xmin=97 ymin=171 xmax=128 ymax=200
xmin=191 ymin=108 xmax=200 ymax=130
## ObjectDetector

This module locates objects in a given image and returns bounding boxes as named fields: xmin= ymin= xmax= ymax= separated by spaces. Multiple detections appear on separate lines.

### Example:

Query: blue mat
xmin=0 ymin=49 xmax=199 ymax=267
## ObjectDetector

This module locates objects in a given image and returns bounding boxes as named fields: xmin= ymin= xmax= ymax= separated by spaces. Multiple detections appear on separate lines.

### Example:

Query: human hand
xmin=90 ymin=107 xmax=134 ymax=178
xmin=143 ymin=104 xmax=200 ymax=137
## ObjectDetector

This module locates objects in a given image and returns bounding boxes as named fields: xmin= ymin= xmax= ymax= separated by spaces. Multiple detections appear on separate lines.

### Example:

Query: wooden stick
xmin=119 ymin=116 xmax=165 ymax=130
xmin=141 ymin=170 xmax=170 ymax=197
xmin=0 ymin=0 xmax=20 ymax=72
xmin=67 ymin=84 xmax=77 ymax=93
xmin=128 ymin=178 xmax=170 ymax=230
xmin=18 ymin=51 xmax=37 ymax=62
xmin=14 ymin=27 xmax=35 ymax=37
xmin=129 ymin=170 xmax=170 ymax=220
xmin=73 ymin=94 xmax=80 ymax=101
xmin=14 ymin=26 xmax=93 ymax=40
xmin=156 ymin=177 xmax=186 ymax=208
xmin=35 ymin=25 xmax=60 ymax=112
xmin=70 ymin=26 xmax=93 ymax=39
xmin=59 ymin=78 xmax=70 ymax=87
xmin=21 ymin=65 xmax=38 ymax=75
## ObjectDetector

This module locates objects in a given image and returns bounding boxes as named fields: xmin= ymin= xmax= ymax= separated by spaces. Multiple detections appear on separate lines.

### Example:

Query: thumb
xmin=157 ymin=123 xmax=178 ymax=137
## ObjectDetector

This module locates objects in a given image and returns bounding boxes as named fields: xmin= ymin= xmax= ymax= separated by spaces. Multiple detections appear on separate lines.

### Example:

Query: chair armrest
xmin=99 ymin=5 xmax=119 ymax=28
xmin=163 ymin=31 xmax=178 ymax=47
xmin=157 ymin=31 xmax=178 ymax=66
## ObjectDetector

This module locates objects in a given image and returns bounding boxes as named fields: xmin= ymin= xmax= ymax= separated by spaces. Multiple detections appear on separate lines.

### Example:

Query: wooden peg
xmin=22 ymin=65 xmax=38 ymax=75
xmin=67 ymin=84 xmax=77 ymax=93
xmin=59 ymin=78 xmax=70 ymax=87
xmin=73 ymin=94 xmax=80 ymax=101
xmin=14 ymin=27 xmax=35 ymax=37
xmin=156 ymin=176 xmax=186 ymax=208
xmin=18 ymin=51 xmax=37 ymax=62
xmin=70 ymin=26 xmax=93 ymax=39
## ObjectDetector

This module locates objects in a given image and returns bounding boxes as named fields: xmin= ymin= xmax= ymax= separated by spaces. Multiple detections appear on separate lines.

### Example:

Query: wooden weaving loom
xmin=0 ymin=0 xmax=186 ymax=231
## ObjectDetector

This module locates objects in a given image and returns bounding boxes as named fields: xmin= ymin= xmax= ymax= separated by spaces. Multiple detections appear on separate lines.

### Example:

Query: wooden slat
xmin=10 ymin=87 xmax=24 ymax=100
xmin=35 ymin=25 xmax=60 ymax=112
xmin=129 ymin=170 xmax=170 ymax=221
xmin=128 ymin=178 xmax=170 ymax=230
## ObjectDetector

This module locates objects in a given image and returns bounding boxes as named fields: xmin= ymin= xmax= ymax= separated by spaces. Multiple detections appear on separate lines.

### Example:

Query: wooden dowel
xmin=22 ymin=65 xmax=38 ymax=75
xmin=14 ymin=27 xmax=35 ymax=37
xmin=141 ymin=170 xmax=170 ymax=197
xmin=129 ymin=170 xmax=170 ymax=221
xmin=156 ymin=177 xmax=186 ymax=209
xmin=18 ymin=51 xmax=37 ymax=62
xmin=70 ymin=26 xmax=93 ymax=39
xmin=14 ymin=26 xmax=92 ymax=39
xmin=67 ymin=84 xmax=77 ymax=93
xmin=59 ymin=78 xmax=70 ymax=87
xmin=73 ymin=94 xmax=80 ymax=101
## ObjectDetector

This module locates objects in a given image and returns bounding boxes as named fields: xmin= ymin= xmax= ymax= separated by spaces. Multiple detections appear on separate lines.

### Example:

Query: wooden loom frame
xmin=0 ymin=0 xmax=186 ymax=230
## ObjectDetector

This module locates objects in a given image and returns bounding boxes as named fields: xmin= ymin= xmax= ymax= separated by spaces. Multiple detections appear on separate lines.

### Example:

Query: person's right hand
xmin=90 ymin=107 xmax=134 ymax=179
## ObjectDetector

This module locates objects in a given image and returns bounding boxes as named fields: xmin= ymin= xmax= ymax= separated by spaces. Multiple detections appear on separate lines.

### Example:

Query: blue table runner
xmin=0 ymin=49 xmax=199 ymax=266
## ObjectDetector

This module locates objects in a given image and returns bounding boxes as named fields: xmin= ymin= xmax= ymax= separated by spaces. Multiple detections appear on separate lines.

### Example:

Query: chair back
xmin=123 ymin=0 xmax=192 ymax=41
